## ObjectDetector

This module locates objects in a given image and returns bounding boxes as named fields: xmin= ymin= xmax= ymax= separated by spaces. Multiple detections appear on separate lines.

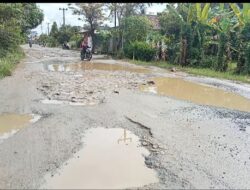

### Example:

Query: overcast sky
xmin=34 ymin=3 xmax=167 ymax=35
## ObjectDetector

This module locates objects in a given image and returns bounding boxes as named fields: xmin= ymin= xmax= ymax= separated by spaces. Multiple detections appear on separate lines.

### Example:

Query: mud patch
xmin=42 ymin=127 xmax=158 ymax=189
xmin=46 ymin=62 xmax=150 ymax=74
xmin=141 ymin=77 xmax=250 ymax=113
xmin=0 ymin=113 xmax=41 ymax=143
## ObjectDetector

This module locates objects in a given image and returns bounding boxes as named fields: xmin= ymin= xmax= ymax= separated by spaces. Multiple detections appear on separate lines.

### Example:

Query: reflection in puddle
xmin=0 ymin=113 xmax=40 ymax=143
xmin=42 ymin=128 xmax=158 ymax=189
xmin=47 ymin=62 xmax=150 ymax=73
xmin=141 ymin=77 xmax=250 ymax=112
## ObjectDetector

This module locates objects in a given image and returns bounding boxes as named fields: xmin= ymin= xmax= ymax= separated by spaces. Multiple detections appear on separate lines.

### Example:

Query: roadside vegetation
xmin=81 ymin=3 xmax=250 ymax=83
xmin=38 ymin=23 xmax=83 ymax=49
xmin=2 ymin=3 xmax=249 ymax=83
xmin=0 ymin=48 xmax=25 ymax=79
xmin=0 ymin=3 xmax=43 ymax=78
xmin=131 ymin=60 xmax=250 ymax=83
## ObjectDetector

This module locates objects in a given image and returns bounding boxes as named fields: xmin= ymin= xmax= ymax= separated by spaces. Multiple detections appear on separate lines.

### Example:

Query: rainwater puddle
xmin=42 ymin=127 xmax=158 ymax=189
xmin=0 ymin=113 xmax=41 ymax=143
xmin=141 ymin=77 xmax=250 ymax=113
xmin=46 ymin=62 xmax=150 ymax=74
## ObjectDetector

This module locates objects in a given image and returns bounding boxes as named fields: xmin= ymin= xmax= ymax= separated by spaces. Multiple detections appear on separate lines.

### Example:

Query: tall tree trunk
xmin=217 ymin=32 xmax=228 ymax=71
xmin=113 ymin=4 xmax=117 ymax=55
xmin=90 ymin=29 xmax=95 ymax=53
xmin=236 ymin=32 xmax=245 ymax=73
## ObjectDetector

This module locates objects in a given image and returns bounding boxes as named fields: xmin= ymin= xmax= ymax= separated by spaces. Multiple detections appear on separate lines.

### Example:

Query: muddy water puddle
xmin=0 ymin=113 xmax=41 ymax=142
xmin=141 ymin=77 xmax=250 ymax=112
xmin=46 ymin=62 xmax=150 ymax=73
xmin=42 ymin=127 xmax=158 ymax=189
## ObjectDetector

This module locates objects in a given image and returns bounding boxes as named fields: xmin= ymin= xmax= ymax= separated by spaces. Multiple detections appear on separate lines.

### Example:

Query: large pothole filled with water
xmin=0 ymin=113 xmax=41 ymax=143
xmin=42 ymin=127 xmax=159 ymax=189
xmin=141 ymin=77 xmax=250 ymax=113
xmin=45 ymin=62 xmax=150 ymax=74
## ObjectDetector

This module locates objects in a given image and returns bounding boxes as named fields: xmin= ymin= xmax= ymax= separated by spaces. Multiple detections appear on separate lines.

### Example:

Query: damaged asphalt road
xmin=0 ymin=45 xmax=250 ymax=189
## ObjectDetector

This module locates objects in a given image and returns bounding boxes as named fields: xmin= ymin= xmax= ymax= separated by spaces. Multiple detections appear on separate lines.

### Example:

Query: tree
xmin=50 ymin=22 xmax=58 ymax=38
xmin=69 ymin=3 xmax=106 ymax=53
xmin=105 ymin=3 xmax=151 ymax=27
xmin=104 ymin=3 xmax=153 ymax=54
xmin=159 ymin=10 xmax=182 ymax=39
xmin=229 ymin=3 xmax=250 ymax=73
xmin=121 ymin=16 xmax=152 ymax=44
xmin=0 ymin=3 xmax=44 ymax=57
xmin=57 ymin=25 xmax=71 ymax=45
xmin=20 ymin=3 xmax=44 ymax=36
xmin=38 ymin=34 xmax=48 ymax=45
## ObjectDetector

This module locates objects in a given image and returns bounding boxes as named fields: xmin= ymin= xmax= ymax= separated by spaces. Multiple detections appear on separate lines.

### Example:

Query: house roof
xmin=146 ymin=15 xmax=161 ymax=30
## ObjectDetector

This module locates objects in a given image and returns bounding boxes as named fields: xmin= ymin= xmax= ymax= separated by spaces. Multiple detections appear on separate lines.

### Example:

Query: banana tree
xmin=166 ymin=3 xmax=213 ymax=66
xmin=229 ymin=3 xmax=250 ymax=73
xmin=207 ymin=5 xmax=240 ymax=71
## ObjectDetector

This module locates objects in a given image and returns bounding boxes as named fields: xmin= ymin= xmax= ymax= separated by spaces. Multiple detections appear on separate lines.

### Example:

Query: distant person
xmin=28 ymin=38 xmax=32 ymax=48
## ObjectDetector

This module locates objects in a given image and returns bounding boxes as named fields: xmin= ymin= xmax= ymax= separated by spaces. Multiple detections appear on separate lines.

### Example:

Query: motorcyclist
xmin=80 ymin=40 xmax=90 ymax=58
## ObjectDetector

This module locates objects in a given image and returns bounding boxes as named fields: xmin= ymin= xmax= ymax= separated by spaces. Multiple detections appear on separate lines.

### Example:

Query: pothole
xmin=45 ymin=62 xmax=150 ymax=74
xmin=141 ymin=77 xmax=250 ymax=113
xmin=41 ymin=127 xmax=159 ymax=189
xmin=0 ymin=113 xmax=41 ymax=143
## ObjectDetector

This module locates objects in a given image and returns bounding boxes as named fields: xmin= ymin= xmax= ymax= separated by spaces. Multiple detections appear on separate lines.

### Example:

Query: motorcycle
xmin=81 ymin=47 xmax=92 ymax=61
xmin=62 ymin=43 xmax=70 ymax=50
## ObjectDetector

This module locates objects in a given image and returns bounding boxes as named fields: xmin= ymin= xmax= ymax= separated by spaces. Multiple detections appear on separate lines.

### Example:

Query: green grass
xmin=0 ymin=47 xmax=25 ymax=79
xmin=128 ymin=60 xmax=250 ymax=84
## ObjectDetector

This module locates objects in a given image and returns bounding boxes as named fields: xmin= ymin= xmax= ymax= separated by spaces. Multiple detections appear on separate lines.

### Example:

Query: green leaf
xmin=196 ymin=3 xmax=202 ymax=20
xmin=229 ymin=3 xmax=244 ymax=27
xmin=243 ymin=3 xmax=250 ymax=22
xmin=219 ymin=3 xmax=224 ymax=11
xmin=201 ymin=3 xmax=210 ymax=22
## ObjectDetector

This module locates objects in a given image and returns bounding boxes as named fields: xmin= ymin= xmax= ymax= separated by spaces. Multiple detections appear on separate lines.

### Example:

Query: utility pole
xmin=114 ymin=4 xmax=116 ymax=28
xmin=41 ymin=23 xmax=43 ymax=34
xmin=47 ymin=23 xmax=50 ymax=35
xmin=59 ymin=8 xmax=68 ymax=27
xmin=114 ymin=3 xmax=117 ymax=55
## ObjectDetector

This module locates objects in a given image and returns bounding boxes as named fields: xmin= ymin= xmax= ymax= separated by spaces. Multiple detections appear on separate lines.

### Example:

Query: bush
xmin=70 ymin=34 xmax=82 ymax=49
xmin=201 ymin=56 xmax=217 ymax=69
xmin=96 ymin=31 xmax=111 ymax=54
xmin=0 ymin=29 xmax=19 ymax=58
xmin=47 ymin=36 xmax=58 ymax=47
xmin=116 ymin=49 xmax=125 ymax=59
xmin=0 ymin=47 xmax=24 ymax=78
xmin=0 ymin=60 xmax=12 ymax=77
xmin=57 ymin=30 xmax=71 ymax=45
xmin=124 ymin=41 xmax=156 ymax=62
